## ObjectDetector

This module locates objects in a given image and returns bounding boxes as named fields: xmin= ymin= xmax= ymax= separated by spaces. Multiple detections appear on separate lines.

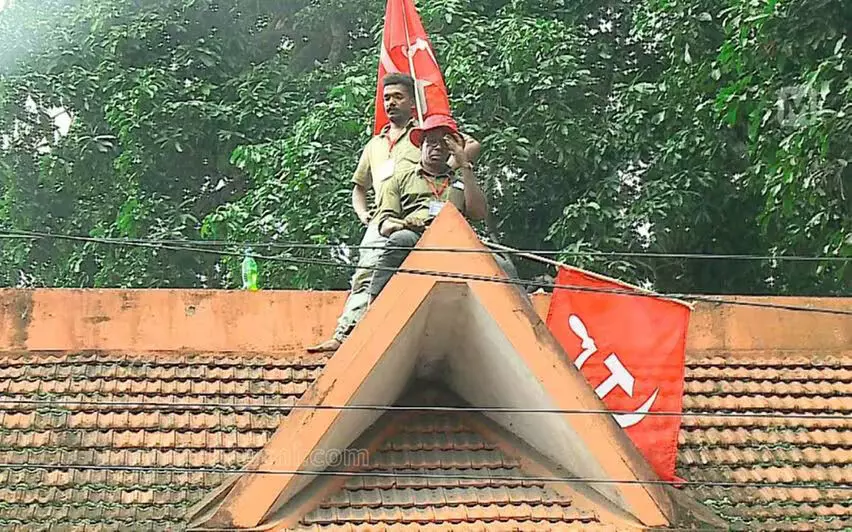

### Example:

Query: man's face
xmin=383 ymin=83 xmax=414 ymax=124
xmin=420 ymin=128 xmax=453 ymax=168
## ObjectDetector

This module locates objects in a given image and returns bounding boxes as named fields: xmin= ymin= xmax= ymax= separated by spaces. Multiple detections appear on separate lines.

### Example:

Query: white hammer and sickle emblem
xmin=568 ymin=314 xmax=660 ymax=428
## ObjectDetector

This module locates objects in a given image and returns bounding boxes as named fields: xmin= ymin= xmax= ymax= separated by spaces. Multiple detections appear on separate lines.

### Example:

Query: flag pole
xmin=400 ymin=0 xmax=426 ymax=124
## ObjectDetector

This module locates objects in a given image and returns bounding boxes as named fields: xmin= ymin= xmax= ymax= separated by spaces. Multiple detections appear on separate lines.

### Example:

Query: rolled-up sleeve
xmin=351 ymin=145 xmax=371 ymax=189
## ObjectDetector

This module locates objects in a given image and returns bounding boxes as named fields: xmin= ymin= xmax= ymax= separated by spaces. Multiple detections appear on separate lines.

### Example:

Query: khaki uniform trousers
xmin=332 ymin=223 xmax=387 ymax=342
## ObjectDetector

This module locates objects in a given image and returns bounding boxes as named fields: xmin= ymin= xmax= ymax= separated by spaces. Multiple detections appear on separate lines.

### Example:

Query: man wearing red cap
xmin=367 ymin=114 xmax=493 ymax=299
xmin=308 ymin=75 xmax=480 ymax=354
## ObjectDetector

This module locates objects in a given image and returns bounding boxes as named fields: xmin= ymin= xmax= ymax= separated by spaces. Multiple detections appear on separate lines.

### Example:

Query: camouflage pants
xmin=332 ymin=223 xmax=387 ymax=342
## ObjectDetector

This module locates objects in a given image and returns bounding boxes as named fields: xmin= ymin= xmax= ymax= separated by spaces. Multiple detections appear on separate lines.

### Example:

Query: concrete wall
xmin=0 ymin=289 xmax=346 ymax=353
xmin=0 ymin=289 xmax=849 ymax=356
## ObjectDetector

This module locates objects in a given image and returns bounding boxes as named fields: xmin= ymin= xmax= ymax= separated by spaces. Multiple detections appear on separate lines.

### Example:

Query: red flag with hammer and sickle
xmin=374 ymin=0 xmax=452 ymax=134
xmin=546 ymin=266 xmax=692 ymax=481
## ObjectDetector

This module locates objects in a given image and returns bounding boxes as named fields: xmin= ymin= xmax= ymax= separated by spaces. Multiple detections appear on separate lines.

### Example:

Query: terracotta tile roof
xmin=292 ymin=411 xmax=602 ymax=530
xmin=1 ymin=345 xmax=850 ymax=530
xmin=0 ymin=351 xmax=614 ymax=531
xmin=679 ymin=352 xmax=852 ymax=531
xmin=0 ymin=351 xmax=304 ymax=531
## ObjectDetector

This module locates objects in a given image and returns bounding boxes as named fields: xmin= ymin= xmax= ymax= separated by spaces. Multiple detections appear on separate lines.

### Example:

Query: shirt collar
xmin=379 ymin=118 xmax=417 ymax=138
xmin=418 ymin=163 xmax=453 ymax=180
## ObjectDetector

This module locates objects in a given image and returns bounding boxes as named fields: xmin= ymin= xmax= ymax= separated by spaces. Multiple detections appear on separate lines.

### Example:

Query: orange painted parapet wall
xmin=0 ymin=289 xmax=849 ymax=355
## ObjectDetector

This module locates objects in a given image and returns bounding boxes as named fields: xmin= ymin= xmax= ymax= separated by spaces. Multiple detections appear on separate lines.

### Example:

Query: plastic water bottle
xmin=241 ymin=249 xmax=259 ymax=291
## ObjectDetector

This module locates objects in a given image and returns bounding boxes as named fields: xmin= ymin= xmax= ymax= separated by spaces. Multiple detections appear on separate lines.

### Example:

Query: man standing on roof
xmin=368 ymin=114 xmax=508 ymax=300
xmin=308 ymin=74 xmax=480 ymax=353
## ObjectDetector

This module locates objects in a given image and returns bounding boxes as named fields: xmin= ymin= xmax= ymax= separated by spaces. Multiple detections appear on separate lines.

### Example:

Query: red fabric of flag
xmin=545 ymin=267 xmax=691 ymax=481
xmin=375 ymin=0 xmax=452 ymax=134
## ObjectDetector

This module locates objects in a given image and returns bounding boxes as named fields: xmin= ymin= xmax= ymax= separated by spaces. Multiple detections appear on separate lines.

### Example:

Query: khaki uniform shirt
xmin=351 ymin=121 xmax=420 ymax=197
xmin=375 ymin=164 xmax=466 ymax=230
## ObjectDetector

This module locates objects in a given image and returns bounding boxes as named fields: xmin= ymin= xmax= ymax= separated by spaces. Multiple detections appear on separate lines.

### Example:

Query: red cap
xmin=410 ymin=114 xmax=461 ymax=147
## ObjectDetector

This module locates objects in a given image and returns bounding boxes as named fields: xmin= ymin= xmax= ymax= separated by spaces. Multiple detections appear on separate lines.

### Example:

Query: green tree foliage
xmin=1 ymin=0 xmax=849 ymax=294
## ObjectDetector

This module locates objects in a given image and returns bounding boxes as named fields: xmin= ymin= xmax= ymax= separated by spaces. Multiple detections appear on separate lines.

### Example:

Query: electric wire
xmin=4 ymin=231 xmax=847 ymax=262
xmin=0 ymin=226 xmax=848 ymax=511
xmin=2 ymin=230 xmax=850 ymax=316
xmin=0 ymin=398 xmax=850 ymax=421
xmin=0 ymin=463 xmax=848 ymax=491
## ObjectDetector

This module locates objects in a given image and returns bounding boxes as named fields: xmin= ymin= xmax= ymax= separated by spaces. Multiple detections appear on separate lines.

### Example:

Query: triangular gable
xmin=263 ymin=383 xmax=636 ymax=530
xmin=186 ymin=205 xmax=677 ymax=529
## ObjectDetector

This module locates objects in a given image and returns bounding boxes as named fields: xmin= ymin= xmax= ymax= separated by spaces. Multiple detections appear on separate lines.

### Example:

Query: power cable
xmin=6 ymin=230 xmax=852 ymax=314
xmin=0 ymin=463 xmax=848 ymax=491
xmin=0 ymin=399 xmax=850 ymax=421
xmin=1 ymin=230 xmax=850 ymax=314
xmin=3 ymin=230 xmax=850 ymax=316
xmin=3 ymin=230 xmax=848 ymax=262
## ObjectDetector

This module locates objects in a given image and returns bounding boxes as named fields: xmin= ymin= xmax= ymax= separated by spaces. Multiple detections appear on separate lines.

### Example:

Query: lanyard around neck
xmin=385 ymin=122 xmax=412 ymax=151
xmin=424 ymin=176 xmax=450 ymax=199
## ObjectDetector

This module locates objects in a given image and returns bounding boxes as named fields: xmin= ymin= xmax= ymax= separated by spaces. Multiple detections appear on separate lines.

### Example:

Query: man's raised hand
xmin=444 ymin=134 xmax=468 ymax=167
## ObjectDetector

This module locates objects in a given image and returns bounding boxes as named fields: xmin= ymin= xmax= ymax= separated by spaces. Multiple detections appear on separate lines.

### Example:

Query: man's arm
xmin=351 ymin=145 xmax=372 ymax=222
xmin=459 ymin=164 xmax=487 ymax=221
xmin=447 ymin=136 xmax=487 ymax=220
xmin=352 ymin=184 xmax=371 ymax=225
xmin=375 ymin=178 xmax=405 ymax=237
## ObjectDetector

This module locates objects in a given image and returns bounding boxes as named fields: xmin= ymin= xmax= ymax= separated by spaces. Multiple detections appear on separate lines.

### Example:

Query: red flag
xmin=375 ymin=0 xmax=452 ymax=134
xmin=545 ymin=267 xmax=691 ymax=481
